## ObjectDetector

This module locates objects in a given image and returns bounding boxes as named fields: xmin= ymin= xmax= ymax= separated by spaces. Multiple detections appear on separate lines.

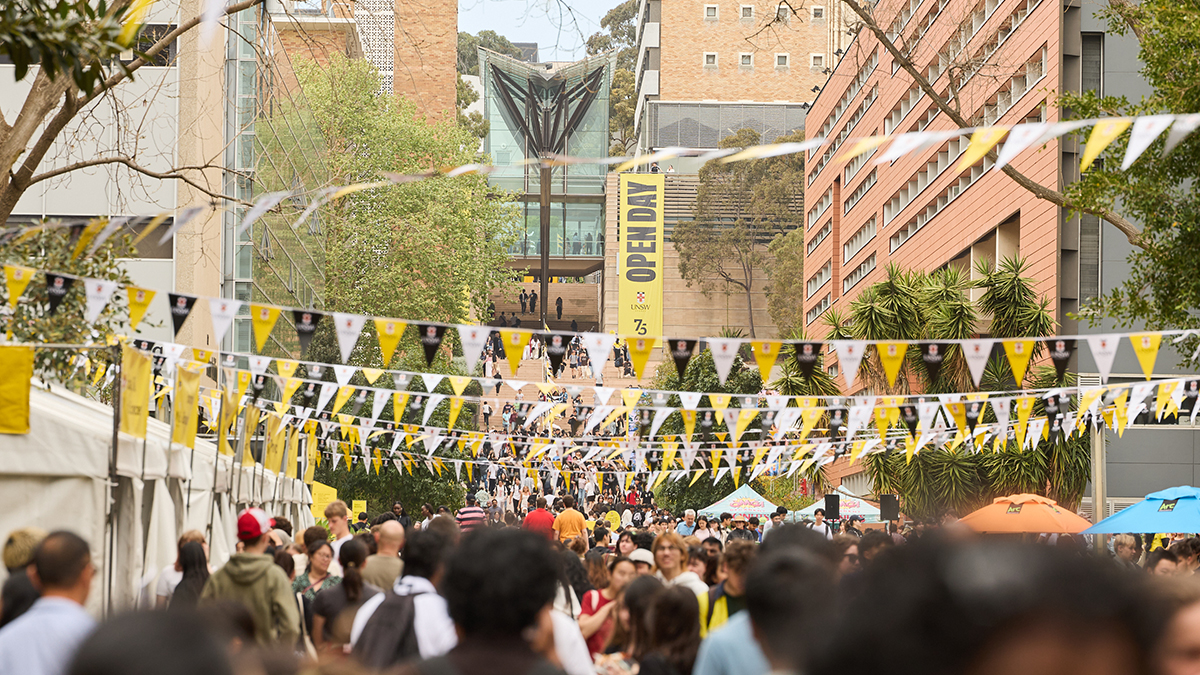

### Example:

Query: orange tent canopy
xmin=958 ymin=494 xmax=1093 ymax=534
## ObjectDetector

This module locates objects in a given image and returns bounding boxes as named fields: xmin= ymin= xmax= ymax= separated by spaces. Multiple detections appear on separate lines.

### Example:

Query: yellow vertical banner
xmin=172 ymin=367 xmax=201 ymax=449
xmin=242 ymin=405 xmax=261 ymax=467
xmin=119 ymin=344 xmax=153 ymax=439
xmin=0 ymin=346 xmax=34 ymax=434
xmin=618 ymin=173 xmax=665 ymax=338
xmin=311 ymin=481 xmax=338 ymax=520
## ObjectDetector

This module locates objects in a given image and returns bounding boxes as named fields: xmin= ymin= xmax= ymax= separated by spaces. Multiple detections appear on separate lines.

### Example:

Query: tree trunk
xmin=744 ymin=282 xmax=756 ymax=338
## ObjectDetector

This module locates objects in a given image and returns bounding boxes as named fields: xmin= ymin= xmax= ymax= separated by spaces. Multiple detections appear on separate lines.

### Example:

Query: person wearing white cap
xmin=200 ymin=508 xmax=300 ymax=646
xmin=628 ymin=548 xmax=656 ymax=575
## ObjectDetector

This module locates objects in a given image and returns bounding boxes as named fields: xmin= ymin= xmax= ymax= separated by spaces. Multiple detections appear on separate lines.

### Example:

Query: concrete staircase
xmin=490 ymin=282 xmax=600 ymax=333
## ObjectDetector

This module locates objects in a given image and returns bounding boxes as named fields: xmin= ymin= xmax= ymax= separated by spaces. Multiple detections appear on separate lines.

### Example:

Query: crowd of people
xmin=6 ymin=494 xmax=1200 ymax=675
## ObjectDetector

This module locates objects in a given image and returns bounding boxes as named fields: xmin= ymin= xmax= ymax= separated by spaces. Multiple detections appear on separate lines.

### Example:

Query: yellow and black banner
xmin=618 ymin=173 xmax=665 ymax=337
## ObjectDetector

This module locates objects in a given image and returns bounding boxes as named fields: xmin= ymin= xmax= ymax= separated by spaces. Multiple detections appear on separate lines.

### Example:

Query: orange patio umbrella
xmin=958 ymin=494 xmax=1093 ymax=534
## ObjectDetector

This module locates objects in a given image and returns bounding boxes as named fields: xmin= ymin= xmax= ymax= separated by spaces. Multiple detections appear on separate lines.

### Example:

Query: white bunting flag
xmin=679 ymin=392 xmax=702 ymax=410
xmin=773 ymin=408 xmax=801 ymax=440
xmin=248 ymin=355 xmax=271 ymax=375
xmin=458 ymin=325 xmax=491 ymax=373
xmin=992 ymin=397 xmax=1012 ymax=432
xmin=332 ymin=313 xmax=366 ymax=363
xmin=422 ymin=373 xmax=445 ymax=394
xmin=994 ymin=122 xmax=1049 ymax=171
xmin=333 ymin=364 xmax=356 ymax=387
xmin=1025 ymin=417 xmax=1046 ymax=451
xmin=158 ymin=205 xmax=208 ymax=246
xmin=422 ymin=395 xmax=445 ymax=426
xmin=708 ymin=338 xmax=741 ymax=385
xmin=649 ymin=407 xmax=673 ymax=439
xmin=235 ymin=191 xmax=291 ymax=239
xmin=917 ymin=397 xmax=940 ymax=431
xmin=593 ymin=386 xmax=615 ymax=407
xmin=1163 ymin=113 xmax=1200 ymax=156
xmin=1126 ymin=382 xmax=1154 ymax=422
xmin=329 ymin=449 xmax=341 ymax=471
xmin=831 ymin=340 xmax=867 ymax=388
xmin=207 ymin=298 xmax=243 ymax=344
xmin=371 ymin=390 xmax=389 ymax=420
xmin=316 ymin=383 xmax=336 ymax=413
xmin=1122 ymin=114 xmax=1175 ymax=169
xmin=1086 ymin=334 xmax=1120 ymax=384
xmin=583 ymin=333 xmax=616 ymax=374
xmin=82 ymin=279 xmax=118 ymax=323
xmin=847 ymin=397 xmax=876 ymax=441
xmin=962 ymin=339 xmax=995 ymax=387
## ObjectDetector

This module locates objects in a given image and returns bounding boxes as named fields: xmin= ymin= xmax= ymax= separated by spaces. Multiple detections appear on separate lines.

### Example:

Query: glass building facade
xmin=479 ymin=49 xmax=614 ymax=267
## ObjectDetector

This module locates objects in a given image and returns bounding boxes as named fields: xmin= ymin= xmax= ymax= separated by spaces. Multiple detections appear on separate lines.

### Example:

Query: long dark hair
xmin=646 ymin=586 xmax=701 ymax=673
xmin=168 ymin=542 xmax=209 ymax=611
xmin=614 ymin=575 xmax=663 ymax=660
xmin=339 ymin=538 xmax=369 ymax=603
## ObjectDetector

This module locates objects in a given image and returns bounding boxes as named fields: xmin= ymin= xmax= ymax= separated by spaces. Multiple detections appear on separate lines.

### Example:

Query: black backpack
xmin=352 ymin=591 xmax=423 ymax=670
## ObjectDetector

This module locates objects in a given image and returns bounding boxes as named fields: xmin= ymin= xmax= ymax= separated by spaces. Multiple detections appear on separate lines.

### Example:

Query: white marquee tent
xmin=0 ymin=381 xmax=314 ymax=616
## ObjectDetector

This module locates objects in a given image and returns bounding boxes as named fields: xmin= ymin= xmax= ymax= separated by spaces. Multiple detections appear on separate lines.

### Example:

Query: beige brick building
xmin=352 ymin=0 xmax=457 ymax=120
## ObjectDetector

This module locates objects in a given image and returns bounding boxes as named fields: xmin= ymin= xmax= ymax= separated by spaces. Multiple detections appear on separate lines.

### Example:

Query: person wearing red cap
xmin=200 ymin=508 xmax=300 ymax=646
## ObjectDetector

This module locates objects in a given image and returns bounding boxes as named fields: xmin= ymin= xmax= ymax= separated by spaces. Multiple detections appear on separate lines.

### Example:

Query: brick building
xmin=352 ymin=0 xmax=457 ymax=119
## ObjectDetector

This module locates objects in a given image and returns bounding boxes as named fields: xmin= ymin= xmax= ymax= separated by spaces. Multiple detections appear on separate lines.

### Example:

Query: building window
xmin=810 ymin=53 xmax=825 ymax=69
xmin=741 ymin=4 xmax=754 ymax=18
xmin=776 ymin=53 xmax=789 ymax=68
xmin=705 ymin=4 xmax=719 ymax=19
xmin=704 ymin=52 xmax=718 ymax=67
xmin=776 ymin=5 xmax=790 ymax=22
xmin=740 ymin=53 xmax=753 ymax=67
xmin=811 ymin=5 xmax=825 ymax=20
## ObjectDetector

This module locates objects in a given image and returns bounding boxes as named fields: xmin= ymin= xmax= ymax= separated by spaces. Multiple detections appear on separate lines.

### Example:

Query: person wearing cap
xmin=201 ymin=508 xmax=300 ymax=646
xmin=628 ymin=548 xmax=656 ymax=575
xmin=726 ymin=515 xmax=757 ymax=542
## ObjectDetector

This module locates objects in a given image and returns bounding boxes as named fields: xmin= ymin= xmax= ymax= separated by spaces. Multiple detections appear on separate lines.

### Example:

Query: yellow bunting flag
xmin=1014 ymin=397 xmax=1034 ymax=449
xmin=449 ymin=376 xmax=472 ymax=396
xmin=733 ymin=409 xmax=759 ymax=444
xmin=751 ymin=340 xmax=783 ymax=377
xmin=1002 ymin=340 xmax=1036 ymax=385
xmin=1113 ymin=388 xmax=1130 ymax=437
xmin=627 ymin=337 xmax=656 ymax=380
xmin=1156 ymin=381 xmax=1179 ymax=420
xmin=945 ymin=402 xmax=967 ymax=443
xmin=361 ymin=368 xmax=385 ymax=384
xmin=193 ymin=348 xmax=214 ymax=365
xmin=333 ymin=386 xmax=355 ymax=414
xmin=118 ymin=0 xmax=156 ymax=46
xmin=242 ymin=406 xmax=262 ymax=466
xmin=264 ymin=413 xmax=285 ymax=472
xmin=71 ymin=219 xmax=106 ymax=260
xmin=3 ymin=265 xmax=35 ymax=309
xmin=1076 ymin=388 xmax=1106 ymax=431
xmin=447 ymin=397 xmax=465 ymax=429
xmin=1130 ymin=332 xmax=1161 ymax=380
xmin=277 ymin=378 xmax=303 ymax=413
xmin=119 ymin=344 xmax=153 ymax=439
xmin=690 ymin=469 xmax=705 ymax=487
xmin=235 ymin=370 xmax=252 ymax=402
xmin=877 ymin=342 xmax=907 ymax=387
xmin=849 ymin=440 xmax=866 ymax=466
xmin=373 ymin=449 xmax=383 ymax=475
xmin=621 ymin=388 xmax=643 ymax=408
xmin=681 ymin=410 xmax=696 ymax=441
xmin=1081 ymin=118 xmax=1133 ymax=171
xmin=217 ymin=387 xmax=237 ymax=456
xmin=131 ymin=212 xmax=171 ymax=247
xmin=374 ymin=318 xmax=406 ymax=366
xmin=500 ymin=329 xmax=533 ymax=375
xmin=874 ymin=405 xmax=891 ymax=441
xmin=172 ymin=367 xmax=201 ymax=449
xmin=709 ymin=394 xmax=731 ymax=413
xmin=710 ymin=448 xmax=723 ymax=477
xmin=393 ymin=393 xmax=409 ymax=421
xmin=127 ymin=286 xmax=156 ymax=331
xmin=839 ymin=135 xmax=891 ymax=162
xmin=286 ymin=427 xmax=299 ymax=479
xmin=799 ymin=407 xmax=823 ymax=442
xmin=276 ymin=359 xmax=299 ymax=379
xmin=249 ymin=304 xmax=281 ymax=352
xmin=958 ymin=126 xmax=1009 ymax=172
xmin=0 ymin=347 xmax=34 ymax=434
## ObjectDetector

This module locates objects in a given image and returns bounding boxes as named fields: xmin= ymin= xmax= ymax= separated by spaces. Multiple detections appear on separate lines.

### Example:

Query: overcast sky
xmin=458 ymin=0 xmax=627 ymax=62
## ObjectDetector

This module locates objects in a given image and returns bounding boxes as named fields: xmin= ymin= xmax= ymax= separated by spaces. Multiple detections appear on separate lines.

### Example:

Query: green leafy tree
xmin=457 ymin=74 xmax=488 ymax=141
xmin=765 ymin=228 xmax=807 ymax=337
xmin=608 ymin=69 xmax=637 ymax=156
xmin=1061 ymin=0 xmax=1200 ymax=363
xmin=314 ymin=456 xmax=467 ymax=516
xmin=673 ymin=129 xmax=805 ymax=338
xmin=457 ymin=30 xmax=524 ymax=75
xmin=585 ymin=0 xmax=638 ymax=155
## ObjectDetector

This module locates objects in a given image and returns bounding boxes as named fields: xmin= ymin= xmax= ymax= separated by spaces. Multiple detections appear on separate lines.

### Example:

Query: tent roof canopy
xmin=698 ymin=485 xmax=778 ymax=518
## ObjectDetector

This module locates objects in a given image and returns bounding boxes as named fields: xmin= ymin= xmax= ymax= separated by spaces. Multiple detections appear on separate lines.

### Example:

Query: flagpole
xmin=1090 ymin=422 xmax=1108 ymax=554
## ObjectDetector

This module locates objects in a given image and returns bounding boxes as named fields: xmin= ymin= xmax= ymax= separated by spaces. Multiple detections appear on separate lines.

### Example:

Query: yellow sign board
xmin=352 ymin=500 xmax=368 ymax=519
xmin=618 ymin=173 xmax=665 ymax=338
xmin=311 ymin=481 xmax=338 ymax=521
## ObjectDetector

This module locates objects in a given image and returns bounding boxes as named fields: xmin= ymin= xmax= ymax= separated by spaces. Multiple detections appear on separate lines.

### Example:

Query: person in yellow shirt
xmin=553 ymin=495 xmax=587 ymax=543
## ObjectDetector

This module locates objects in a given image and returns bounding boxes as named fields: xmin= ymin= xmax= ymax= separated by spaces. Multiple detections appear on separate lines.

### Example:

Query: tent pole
xmin=1091 ymin=423 xmax=1108 ymax=554
xmin=106 ymin=344 xmax=121 ymax=617
xmin=205 ymin=370 xmax=228 ymax=543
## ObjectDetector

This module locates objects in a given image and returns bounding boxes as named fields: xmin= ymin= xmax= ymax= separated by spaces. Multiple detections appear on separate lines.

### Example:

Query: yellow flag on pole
xmin=119 ymin=344 xmax=153 ymax=439
xmin=172 ymin=367 xmax=201 ymax=449
xmin=0 ymin=346 xmax=34 ymax=434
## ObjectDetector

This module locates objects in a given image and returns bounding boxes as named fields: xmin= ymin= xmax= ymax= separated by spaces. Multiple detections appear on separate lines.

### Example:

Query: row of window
xmin=702 ymin=52 xmax=825 ymax=68
xmin=702 ymin=4 xmax=825 ymax=21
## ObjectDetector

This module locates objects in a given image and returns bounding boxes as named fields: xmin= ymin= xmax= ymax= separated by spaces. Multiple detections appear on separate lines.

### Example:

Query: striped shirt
xmin=455 ymin=506 xmax=487 ymax=532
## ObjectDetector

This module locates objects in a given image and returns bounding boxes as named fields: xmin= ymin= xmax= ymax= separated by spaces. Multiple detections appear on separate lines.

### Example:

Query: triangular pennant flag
xmin=372 ymin=318 xmax=405 ymax=366
xmin=1122 ymin=114 xmax=1175 ymax=170
xmin=46 ymin=274 xmax=76 ymax=315
xmin=332 ymin=386 xmax=356 ymax=414
xmin=838 ymin=134 xmax=891 ymax=162
xmin=4 ymin=265 xmax=35 ymax=309
xmin=992 ymin=397 xmax=1012 ymax=433
xmin=709 ymin=394 xmax=731 ymax=413
xmin=360 ymin=367 xmax=384 ymax=384
xmin=962 ymin=339 xmax=995 ymax=387
xmin=423 ymin=394 xmax=445 ymax=426
xmin=627 ymin=337 xmax=656 ymax=380
xmin=593 ymin=386 xmax=615 ymax=406
xmin=847 ymin=398 xmax=875 ymax=441
xmin=831 ymin=340 xmax=867 ymax=388
xmin=1162 ymin=112 xmax=1200 ymax=156
xmin=544 ymin=333 xmax=569 ymax=375
xmin=958 ymin=126 xmax=1009 ymax=171
xmin=207 ymin=298 xmax=242 ymax=344
xmin=83 ymin=278 xmax=118 ymax=323
xmin=1014 ymin=397 xmax=1034 ymax=450
xmin=1045 ymin=338 xmax=1075 ymax=383
xmin=734 ymin=409 xmax=758 ymax=444
xmin=1002 ymin=339 xmax=1035 ymax=385
xmin=918 ymin=343 xmax=950 ymax=383
xmin=877 ymin=342 xmax=907 ymax=387
xmin=679 ymin=391 xmax=702 ymax=410
xmin=751 ymin=340 xmax=783 ymax=378
xmin=370 ymin=389 xmax=389 ymax=420
xmin=333 ymin=364 xmax=356 ymax=386
xmin=680 ymin=410 xmax=696 ymax=440
xmin=1087 ymin=334 xmax=1120 ymax=384
xmin=447 ymin=397 xmax=465 ymax=429
xmin=994 ymin=122 xmax=1049 ymax=171
xmin=328 ymin=312 xmax=364 ymax=363
xmin=1130 ymin=332 xmax=1161 ymax=380
xmin=649 ymin=407 xmax=673 ymax=439
xmin=583 ymin=333 xmax=616 ymax=375
xmin=279 ymin=378 xmax=304 ymax=411
xmin=448 ymin=376 xmax=472 ymax=397
xmin=126 ymin=286 xmax=156 ymax=331
xmin=457 ymin=325 xmax=491 ymax=373
xmin=416 ymin=324 xmax=446 ymax=366
xmin=422 ymin=373 xmax=445 ymax=394
xmin=791 ymin=342 xmax=822 ymax=380
xmin=249 ymin=304 xmax=282 ymax=352
xmin=248 ymin=355 xmax=271 ymax=375
xmin=917 ymin=397 xmax=939 ymax=431
xmin=708 ymin=338 xmax=741 ymax=385
xmin=316 ymin=383 xmax=337 ymax=413
xmin=668 ymin=339 xmax=698 ymax=379
xmin=500 ymin=329 xmax=532 ymax=375
xmin=289 ymin=309 xmax=321 ymax=358
xmin=1081 ymin=118 xmax=1132 ymax=171
xmin=899 ymin=403 xmax=919 ymax=439
xmin=1155 ymin=380 xmax=1179 ymax=420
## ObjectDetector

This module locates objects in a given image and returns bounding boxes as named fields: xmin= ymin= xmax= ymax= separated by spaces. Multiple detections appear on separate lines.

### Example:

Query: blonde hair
xmin=652 ymin=531 xmax=690 ymax=569
xmin=324 ymin=500 xmax=349 ymax=519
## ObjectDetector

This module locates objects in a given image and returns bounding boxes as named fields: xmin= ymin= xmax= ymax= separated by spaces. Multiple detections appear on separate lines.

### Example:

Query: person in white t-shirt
xmin=325 ymin=500 xmax=354 ymax=559
xmin=155 ymin=530 xmax=207 ymax=608
xmin=807 ymin=508 xmax=835 ymax=540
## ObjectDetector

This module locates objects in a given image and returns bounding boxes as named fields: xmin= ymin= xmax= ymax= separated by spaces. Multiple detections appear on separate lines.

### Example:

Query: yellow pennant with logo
xmin=393 ymin=393 xmax=409 ymax=421
xmin=449 ymin=376 xmax=472 ymax=396
xmin=242 ymin=405 xmax=262 ymax=466
xmin=286 ymin=426 xmax=300 ymax=479
xmin=709 ymin=394 xmax=731 ymax=413
xmin=276 ymin=378 xmax=303 ymax=413
xmin=119 ymin=344 xmax=153 ymax=439
xmin=127 ymin=286 xmax=156 ymax=331
xmin=276 ymin=359 xmax=300 ymax=379
xmin=235 ymin=370 xmax=252 ymax=403
xmin=1002 ymin=340 xmax=1036 ymax=385
xmin=1014 ymin=397 xmax=1034 ymax=450
xmin=733 ymin=409 xmax=759 ymax=444
xmin=249 ymin=304 xmax=281 ymax=352
xmin=0 ymin=346 xmax=34 ymax=434
xmin=447 ymin=397 xmax=465 ymax=429
xmin=1155 ymin=380 xmax=1178 ymax=420
xmin=362 ymin=368 xmax=385 ymax=384
xmin=877 ymin=342 xmax=907 ymax=387
xmin=172 ymin=367 xmax=201 ymax=449
xmin=374 ymin=318 xmax=406 ymax=366
xmin=751 ymin=340 xmax=783 ymax=378
xmin=3 ymin=265 xmax=35 ymax=309
xmin=333 ymin=386 xmax=355 ymax=414
xmin=627 ymin=337 xmax=656 ymax=380
xmin=500 ymin=329 xmax=532 ymax=375
xmin=681 ymin=410 xmax=696 ymax=441
xmin=1130 ymin=333 xmax=1161 ymax=380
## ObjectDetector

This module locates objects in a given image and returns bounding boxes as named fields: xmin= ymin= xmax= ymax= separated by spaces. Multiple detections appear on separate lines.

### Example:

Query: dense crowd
xmin=4 ymin=494 xmax=1200 ymax=675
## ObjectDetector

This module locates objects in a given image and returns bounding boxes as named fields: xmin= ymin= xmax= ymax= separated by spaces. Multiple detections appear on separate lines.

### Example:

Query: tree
xmin=673 ymin=129 xmax=805 ymax=337
xmin=585 ymin=0 xmax=638 ymax=155
xmin=765 ymin=229 xmax=807 ymax=337
xmin=457 ymin=30 xmax=523 ymax=76
xmin=1061 ymin=0 xmax=1200 ymax=364
xmin=608 ymin=69 xmax=637 ymax=156
xmin=314 ymin=455 xmax=467 ymax=516
xmin=457 ymin=74 xmax=488 ymax=141
xmin=0 ymin=0 xmax=259 ymax=224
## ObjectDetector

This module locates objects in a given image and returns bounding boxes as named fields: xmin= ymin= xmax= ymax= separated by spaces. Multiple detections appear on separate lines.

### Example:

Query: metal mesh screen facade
xmin=646 ymin=102 xmax=807 ymax=149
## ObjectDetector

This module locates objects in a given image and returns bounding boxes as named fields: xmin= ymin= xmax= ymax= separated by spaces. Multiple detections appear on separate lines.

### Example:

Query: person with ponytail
xmin=311 ymin=538 xmax=382 ymax=651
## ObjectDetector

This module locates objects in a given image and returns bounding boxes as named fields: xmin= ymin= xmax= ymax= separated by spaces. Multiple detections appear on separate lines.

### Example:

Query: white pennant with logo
xmin=207 ymin=298 xmax=243 ymax=344
xmin=583 ymin=333 xmax=616 ymax=374
xmin=831 ymin=340 xmax=867 ymax=388
xmin=371 ymin=390 xmax=389 ymax=420
xmin=332 ymin=313 xmax=366 ymax=363
xmin=458 ymin=325 xmax=491 ymax=372
xmin=83 ymin=279 xmax=118 ymax=323
xmin=1122 ymin=114 xmax=1175 ymax=169
xmin=1086 ymin=334 xmax=1120 ymax=384
xmin=423 ymin=394 xmax=445 ymax=426
xmin=333 ymin=365 xmax=356 ymax=386
xmin=707 ymin=338 xmax=741 ymax=385
xmin=962 ymin=339 xmax=995 ymax=387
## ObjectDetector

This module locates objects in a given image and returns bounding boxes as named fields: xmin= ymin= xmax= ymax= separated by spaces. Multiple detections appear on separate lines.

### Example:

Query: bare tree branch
xmin=840 ymin=0 xmax=1146 ymax=248
xmin=27 ymin=156 xmax=249 ymax=206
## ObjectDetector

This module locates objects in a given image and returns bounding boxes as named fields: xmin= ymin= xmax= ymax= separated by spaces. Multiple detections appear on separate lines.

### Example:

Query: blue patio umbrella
xmin=1083 ymin=486 xmax=1200 ymax=534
